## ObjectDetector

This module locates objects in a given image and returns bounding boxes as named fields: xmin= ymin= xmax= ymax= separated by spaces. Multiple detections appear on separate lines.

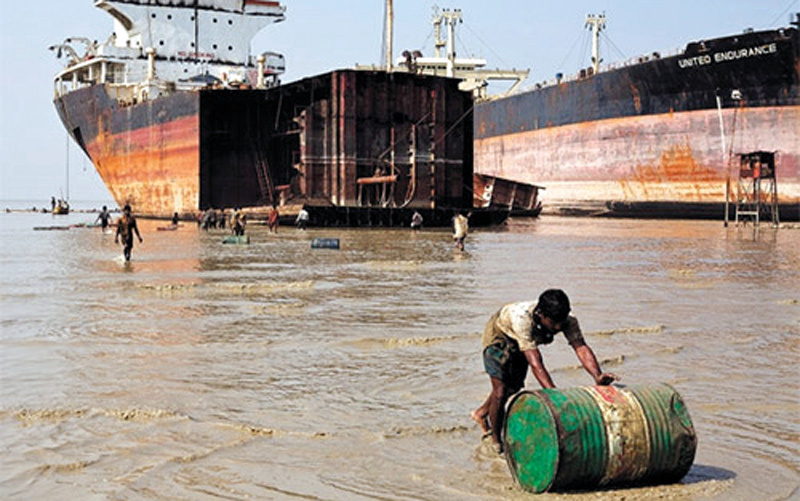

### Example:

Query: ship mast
xmin=585 ymin=13 xmax=606 ymax=74
xmin=384 ymin=0 xmax=394 ymax=72
xmin=441 ymin=9 xmax=462 ymax=77
xmin=433 ymin=7 xmax=444 ymax=58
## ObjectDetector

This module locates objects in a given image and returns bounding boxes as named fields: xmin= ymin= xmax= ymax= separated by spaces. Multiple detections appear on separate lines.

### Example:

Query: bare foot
xmin=471 ymin=409 xmax=491 ymax=435
xmin=492 ymin=441 xmax=504 ymax=456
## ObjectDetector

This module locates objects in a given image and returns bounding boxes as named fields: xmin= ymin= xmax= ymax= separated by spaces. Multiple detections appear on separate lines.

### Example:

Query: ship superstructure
xmin=52 ymin=0 xmax=286 ymax=102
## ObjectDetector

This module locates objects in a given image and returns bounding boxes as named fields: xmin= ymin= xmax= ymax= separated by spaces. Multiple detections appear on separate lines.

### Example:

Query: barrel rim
xmin=503 ymin=390 xmax=560 ymax=493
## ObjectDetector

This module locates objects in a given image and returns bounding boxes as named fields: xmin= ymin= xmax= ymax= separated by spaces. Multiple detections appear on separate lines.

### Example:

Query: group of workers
xmin=102 ymin=204 xmax=471 ymax=262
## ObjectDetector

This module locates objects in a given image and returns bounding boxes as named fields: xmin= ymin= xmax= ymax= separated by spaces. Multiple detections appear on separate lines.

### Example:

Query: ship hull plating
xmin=55 ymin=71 xmax=475 ymax=221
xmin=474 ymin=26 xmax=800 ymax=220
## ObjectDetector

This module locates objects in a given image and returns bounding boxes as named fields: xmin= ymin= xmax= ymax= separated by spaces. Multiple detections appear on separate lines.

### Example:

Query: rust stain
xmin=619 ymin=142 xmax=724 ymax=200
xmin=87 ymin=116 xmax=200 ymax=216
xmin=630 ymin=85 xmax=641 ymax=114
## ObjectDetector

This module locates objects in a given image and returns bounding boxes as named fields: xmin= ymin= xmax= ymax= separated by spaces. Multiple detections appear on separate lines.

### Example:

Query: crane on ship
xmin=360 ymin=3 xmax=529 ymax=99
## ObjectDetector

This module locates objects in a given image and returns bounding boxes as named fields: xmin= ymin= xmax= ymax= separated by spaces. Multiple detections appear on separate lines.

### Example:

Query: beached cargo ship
xmin=51 ymin=0 xmax=501 ymax=226
xmin=474 ymin=16 xmax=800 ymax=220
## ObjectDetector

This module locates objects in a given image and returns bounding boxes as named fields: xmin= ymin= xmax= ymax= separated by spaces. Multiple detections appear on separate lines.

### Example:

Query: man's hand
xmin=114 ymin=237 xmax=118 ymax=244
xmin=594 ymin=372 xmax=618 ymax=386
xmin=138 ymin=236 xmax=143 ymax=243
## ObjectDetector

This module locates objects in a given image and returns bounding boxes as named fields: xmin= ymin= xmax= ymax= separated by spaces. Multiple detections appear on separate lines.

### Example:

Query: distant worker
xmin=171 ymin=212 xmax=179 ymax=225
xmin=452 ymin=212 xmax=469 ymax=251
xmin=114 ymin=204 xmax=143 ymax=261
xmin=51 ymin=196 xmax=56 ymax=212
xmin=471 ymin=289 xmax=618 ymax=455
xmin=232 ymin=208 xmax=246 ymax=236
xmin=268 ymin=206 xmax=279 ymax=233
xmin=296 ymin=208 xmax=310 ymax=230
xmin=411 ymin=211 xmax=423 ymax=231
xmin=218 ymin=208 xmax=227 ymax=229
xmin=201 ymin=208 xmax=217 ymax=230
xmin=95 ymin=205 xmax=112 ymax=231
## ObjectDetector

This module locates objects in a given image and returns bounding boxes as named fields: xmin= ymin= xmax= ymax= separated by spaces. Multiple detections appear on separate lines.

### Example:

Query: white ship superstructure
xmin=51 ymin=0 xmax=286 ymax=103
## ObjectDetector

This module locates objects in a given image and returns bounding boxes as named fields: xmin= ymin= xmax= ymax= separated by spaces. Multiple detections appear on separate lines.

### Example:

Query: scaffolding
xmin=735 ymin=151 xmax=780 ymax=226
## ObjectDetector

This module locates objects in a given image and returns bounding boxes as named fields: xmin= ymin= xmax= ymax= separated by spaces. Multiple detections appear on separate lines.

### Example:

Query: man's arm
xmin=524 ymin=348 xmax=556 ymax=389
xmin=571 ymin=340 xmax=617 ymax=385
xmin=132 ymin=219 xmax=143 ymax=241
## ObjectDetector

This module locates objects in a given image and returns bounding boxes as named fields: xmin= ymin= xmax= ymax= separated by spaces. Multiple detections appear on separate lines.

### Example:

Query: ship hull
xmin=55 ymin=86 xmax=201 ymax=216
xmin=474 ymin=26 xmax=800 ymax=220
xmin=55 ymin=71 xmax=478 ymax=223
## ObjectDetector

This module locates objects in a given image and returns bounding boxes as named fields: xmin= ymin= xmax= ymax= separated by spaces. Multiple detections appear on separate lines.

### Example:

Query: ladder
xmin=735 ymin=151 xmax=780 ymax=227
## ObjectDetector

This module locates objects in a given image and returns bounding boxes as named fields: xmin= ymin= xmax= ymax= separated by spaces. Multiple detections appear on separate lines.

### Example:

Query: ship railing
xmin=53 ymin=55 xmax=139 ymax=97
xmin=515 ymin=46 xmax=684 ymax=95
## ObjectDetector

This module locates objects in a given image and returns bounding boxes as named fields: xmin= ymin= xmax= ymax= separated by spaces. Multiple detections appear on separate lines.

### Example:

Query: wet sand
xmin=1 ymin=211 xmax=798 ymax=500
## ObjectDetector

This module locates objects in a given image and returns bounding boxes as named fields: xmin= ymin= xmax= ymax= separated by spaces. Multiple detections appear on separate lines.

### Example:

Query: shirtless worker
xmin=472 ymin=289 xmax=618 ymax=455
xmin=114 ymin=204 xmax=143 ymax=261
xmin=95 ymin=205 xmax=112 ymax=231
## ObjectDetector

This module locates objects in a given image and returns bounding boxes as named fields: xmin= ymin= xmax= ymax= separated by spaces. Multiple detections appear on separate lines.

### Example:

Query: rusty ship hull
xmin=51 ymin=0 xmax=505 ymax=227
xmin=474 ymin=25 xmax=800 ymax=220
xmin=55 ymin=70 xmax=488 ymax=225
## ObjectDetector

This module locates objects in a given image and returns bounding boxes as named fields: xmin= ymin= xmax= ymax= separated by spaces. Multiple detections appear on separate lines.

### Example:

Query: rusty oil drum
xmin=502 ymin=383 xmax=696 ymax=493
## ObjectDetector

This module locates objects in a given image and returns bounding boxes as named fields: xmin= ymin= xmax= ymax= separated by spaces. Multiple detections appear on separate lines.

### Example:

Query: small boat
xmin=52 ymin=199 xmax=70 ymax=215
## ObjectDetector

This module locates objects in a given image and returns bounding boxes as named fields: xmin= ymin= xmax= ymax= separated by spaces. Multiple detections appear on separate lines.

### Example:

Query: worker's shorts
xmin=483 ymin=338 xmax=527 ymax=393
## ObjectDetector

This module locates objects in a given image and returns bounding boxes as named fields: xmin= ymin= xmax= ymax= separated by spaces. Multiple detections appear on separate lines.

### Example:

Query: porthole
xmin=213 ymin=44 xmax=218 ymax=49
xmin=228 ymin=46 xmax=233 ymax=51
xmin=228 ymin=20 xmax=233 ymax=25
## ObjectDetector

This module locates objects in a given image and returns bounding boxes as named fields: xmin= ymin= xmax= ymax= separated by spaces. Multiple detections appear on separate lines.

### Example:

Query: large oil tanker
xmin=51 ymin=1 xmax=507 ymax=226
xmin=473 ymin=14 xmax=800 ymax=220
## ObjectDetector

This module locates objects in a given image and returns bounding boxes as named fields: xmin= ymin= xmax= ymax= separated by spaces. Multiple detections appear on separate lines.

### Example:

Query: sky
xmin=0 ymin=0 xmax=797 ymax=203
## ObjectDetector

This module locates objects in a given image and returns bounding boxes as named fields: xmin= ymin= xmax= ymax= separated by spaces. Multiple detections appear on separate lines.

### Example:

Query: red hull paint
xmin=87 ymin=116 xmax=200 ymax=217
xmin=475 ymin=106 xmax=800 ymax=207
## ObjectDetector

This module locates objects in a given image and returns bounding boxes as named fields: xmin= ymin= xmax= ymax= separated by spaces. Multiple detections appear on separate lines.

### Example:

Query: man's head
xmin=123 ymin=204 xmax=131 ymax=214
xmin=536 ymin=289 xmax=571 ymax=333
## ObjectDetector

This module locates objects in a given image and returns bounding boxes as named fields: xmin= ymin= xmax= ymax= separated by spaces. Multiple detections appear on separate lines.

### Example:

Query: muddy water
xmin=1 ymin=210 xmax=798 ymax=500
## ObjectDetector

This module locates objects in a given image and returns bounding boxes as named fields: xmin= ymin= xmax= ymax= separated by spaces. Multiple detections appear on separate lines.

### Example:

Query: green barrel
xmin=627 ymin=383 xmax=697 ymax=484
xmin=503 ymin=384 xmax=696 ymax=493
xmin=222 ymin=235 xmax=250 ymax=244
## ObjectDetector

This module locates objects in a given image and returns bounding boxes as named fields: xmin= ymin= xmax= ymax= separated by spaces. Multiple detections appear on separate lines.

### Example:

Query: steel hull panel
xmin=475 ymin=106 xmax=800 ymax=207
xmin=87 ymin=116 xmax=200 ymax=216
xmin=55 ymin=85 xmax=201 ymax=217
xmin=54 ymin=71 xmax=475 ymax=219
xmin=475 ymin=27 xmax=798 ymax=138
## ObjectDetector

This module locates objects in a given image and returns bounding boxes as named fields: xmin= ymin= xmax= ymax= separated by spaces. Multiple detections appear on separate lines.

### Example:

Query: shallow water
xmin=1 ymin=209 xmax=798 ymax=500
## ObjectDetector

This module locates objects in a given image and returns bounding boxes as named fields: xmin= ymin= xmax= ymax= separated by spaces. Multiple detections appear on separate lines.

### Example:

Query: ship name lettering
xmin=678 ymin=54 xmax=712 ymax=68
xmin=713 ymin=43 xmax=778 ymax=63
xmin=177 ymin=51 xmax=215 ymax=60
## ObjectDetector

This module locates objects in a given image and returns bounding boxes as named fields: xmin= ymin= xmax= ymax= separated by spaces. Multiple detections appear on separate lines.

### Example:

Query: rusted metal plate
xmin=473 ymin=173 xmax=543 ymax=211
xmin=58 ymin=70 xmax=475 ymax=219
xmin=475 ymin=106 xmax=800 ymax=208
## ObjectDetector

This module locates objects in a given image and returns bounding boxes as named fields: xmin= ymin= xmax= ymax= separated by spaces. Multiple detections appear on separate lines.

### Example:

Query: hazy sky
xmin=0 ymin=0 xmax=796 ymax=203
